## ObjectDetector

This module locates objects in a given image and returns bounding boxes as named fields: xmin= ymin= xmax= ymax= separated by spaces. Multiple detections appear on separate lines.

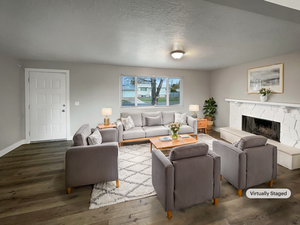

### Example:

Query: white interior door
xmin=29 ymin=71 xmax=67 ymax=141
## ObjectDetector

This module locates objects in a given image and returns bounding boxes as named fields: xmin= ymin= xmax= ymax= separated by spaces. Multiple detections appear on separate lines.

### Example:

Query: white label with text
xmin=246 ymin=189 xmax=291 ymax=199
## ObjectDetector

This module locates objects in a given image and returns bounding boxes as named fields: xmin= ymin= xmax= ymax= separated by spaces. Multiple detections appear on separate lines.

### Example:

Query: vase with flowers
xmin=259 ymin=88 xmax=271 ymax=102
xmin=169 ymin=123 xmax=182 ymax=140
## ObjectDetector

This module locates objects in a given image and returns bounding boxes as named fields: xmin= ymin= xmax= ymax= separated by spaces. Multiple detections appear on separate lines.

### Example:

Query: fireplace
xmin=242 ymin=115 xmax=280 ymax=142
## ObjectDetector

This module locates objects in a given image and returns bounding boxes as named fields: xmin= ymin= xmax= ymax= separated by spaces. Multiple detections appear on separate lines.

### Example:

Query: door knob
xmin=63 ymin=104 xmax=65 ymax=107
xmin=62 ymin=110 xmax=65 ymax=112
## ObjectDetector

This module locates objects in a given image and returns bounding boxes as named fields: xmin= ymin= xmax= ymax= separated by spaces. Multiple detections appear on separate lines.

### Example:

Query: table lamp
xmin=102 ymin=108 xmax=112 ymax=125
xmin=189 ymin=105 xmax=199 ymax=118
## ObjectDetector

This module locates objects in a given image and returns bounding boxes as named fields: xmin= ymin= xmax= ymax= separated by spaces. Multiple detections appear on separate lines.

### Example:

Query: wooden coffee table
xmin=149 ymin=136 xmax=198 ymax=153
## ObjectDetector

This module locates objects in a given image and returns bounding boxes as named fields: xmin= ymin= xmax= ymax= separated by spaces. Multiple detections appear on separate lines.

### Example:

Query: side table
xmin=97 ymin=123 xmax=117 ymax=129
xmin=196 ymin=118 xmax=207 ymax=134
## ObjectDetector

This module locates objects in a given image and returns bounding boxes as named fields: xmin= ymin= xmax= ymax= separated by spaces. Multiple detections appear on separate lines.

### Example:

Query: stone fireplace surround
xmin=220 ymin=99 xmax=300 ymax=170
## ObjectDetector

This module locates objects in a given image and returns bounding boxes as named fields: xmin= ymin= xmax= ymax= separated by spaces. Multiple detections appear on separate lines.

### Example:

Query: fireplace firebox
xmin=242 ymin=115 xmax=280 ymax=142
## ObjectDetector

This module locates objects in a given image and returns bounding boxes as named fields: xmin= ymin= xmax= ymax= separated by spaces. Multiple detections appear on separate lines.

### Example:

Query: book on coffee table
xmin=159 ymin=136 xmax=172 ymax=142
xmin=180 ymin=134 xmax=190 ymax=138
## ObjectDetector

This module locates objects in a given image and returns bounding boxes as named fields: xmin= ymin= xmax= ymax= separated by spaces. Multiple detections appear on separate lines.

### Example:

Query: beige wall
xmin=209 ymin=51 xmax=300 ymax=129
xmin=0 ymin=52 xmax=23 ymax=150
xmin=22 ymin=61 xmax=210 ymax=135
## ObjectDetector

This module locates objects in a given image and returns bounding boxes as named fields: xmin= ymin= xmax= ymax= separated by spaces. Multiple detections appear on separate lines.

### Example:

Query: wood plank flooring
xmin=0 ymin=130 xmax=300 ymax=224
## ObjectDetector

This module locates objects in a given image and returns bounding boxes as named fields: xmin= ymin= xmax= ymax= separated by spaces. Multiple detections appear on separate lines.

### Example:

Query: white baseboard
xmin=0 ymin=139 xmax=26 ymax=157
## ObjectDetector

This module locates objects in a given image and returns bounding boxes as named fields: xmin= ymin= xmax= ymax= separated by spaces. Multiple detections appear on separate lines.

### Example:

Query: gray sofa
xmin=116 ymin=111 xmax=198 ymax=146
xmin=65 ymin=124 xmax=119 ymax=194
xmin=213 ymin=135 xmax=277 ymax=196
xmin=152 ymin=142 xmax=221 ymax=219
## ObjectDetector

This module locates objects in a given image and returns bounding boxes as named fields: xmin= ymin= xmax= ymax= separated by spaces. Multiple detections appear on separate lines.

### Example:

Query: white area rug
xmin=89 ymin=133 xmax=217 ymax=209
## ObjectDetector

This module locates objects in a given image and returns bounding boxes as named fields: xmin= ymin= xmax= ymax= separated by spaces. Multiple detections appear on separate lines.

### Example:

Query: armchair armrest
xmin=116 ymin=120 xmax=123 ymax=142
xmin=213 ymin=140 xmax=246 ymax=190
xmin=152 ymin=149 xmax=174 ymax=212
xmin=99 ymin=128 xmax=118 ymax=143
xmin=187 ymin=116 xmax=197 ymax=135
xmin=208 ymin=150 xmax=221 ymax=199
xmin=65 ymin=144 xmax=118 ymax=188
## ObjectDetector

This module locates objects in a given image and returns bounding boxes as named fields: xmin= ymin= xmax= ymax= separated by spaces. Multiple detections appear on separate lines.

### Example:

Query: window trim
xmin=119 ymin=74 xmax=183 ymax=108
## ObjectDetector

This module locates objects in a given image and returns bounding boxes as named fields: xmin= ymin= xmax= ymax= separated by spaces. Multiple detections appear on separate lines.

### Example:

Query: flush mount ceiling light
xmin=264 ymin=0 xmax=300 ymax=11
xmin=170 ymin=42 xmax=185 ymax=59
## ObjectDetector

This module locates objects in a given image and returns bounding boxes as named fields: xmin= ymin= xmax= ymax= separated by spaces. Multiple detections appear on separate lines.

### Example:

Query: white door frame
xmin=25 ymin=68 xmax=71 ymax=143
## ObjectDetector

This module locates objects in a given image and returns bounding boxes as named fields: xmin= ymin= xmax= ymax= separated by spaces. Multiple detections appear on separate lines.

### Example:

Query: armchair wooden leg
xmin=119 ymin=142 xmax=121 ymax=147
xmin=67 ymin=187 xmax=71 ymax=194
xmin=195 ymin=134 xmax=198 ymax=140
xmin=167 ymin=211 xmax=171 ymax=219
xmin=220 ymin=175 xmax=222 ymax=180
xmin=116 ymin=180 xmax=119 ymax=188
xmin=269 ymin=180 xmax=273 ymax=187
xmin=238 ymin=189 xmax=242 ymax=197
xmin=213 ymin=198 xmax=218 ymax=205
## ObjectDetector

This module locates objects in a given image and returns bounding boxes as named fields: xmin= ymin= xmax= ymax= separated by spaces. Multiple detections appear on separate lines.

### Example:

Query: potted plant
xmin=169 ymin=123 xmax=182 ymax=139
xmin=203 ymin=97 xmax=218 ymax=130
xmin=259 ymin=88 xmax=271 ymax=102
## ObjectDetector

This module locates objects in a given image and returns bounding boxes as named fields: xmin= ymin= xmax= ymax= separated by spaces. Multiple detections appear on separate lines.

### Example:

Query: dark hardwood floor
xmin=0 ymin=130 xmax=300 ymax=224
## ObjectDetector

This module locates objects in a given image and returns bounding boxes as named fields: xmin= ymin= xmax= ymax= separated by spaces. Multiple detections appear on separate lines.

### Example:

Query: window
xmin=169 ymin=78 xmax=180 ymax=105
xmin=120 ymin=75 xmax=182 ymax=107
xmin=121 ymin=76 xmax=135 ymax=106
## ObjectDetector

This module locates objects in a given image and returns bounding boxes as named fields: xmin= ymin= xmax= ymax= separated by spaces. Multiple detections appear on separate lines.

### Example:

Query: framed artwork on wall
xmin=247 ymin=63 xmax=284 ymax=94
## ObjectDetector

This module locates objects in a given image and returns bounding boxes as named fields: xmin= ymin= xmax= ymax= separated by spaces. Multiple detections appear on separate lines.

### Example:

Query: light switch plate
xmin=75 ymin=102 xmax=80 ymax=106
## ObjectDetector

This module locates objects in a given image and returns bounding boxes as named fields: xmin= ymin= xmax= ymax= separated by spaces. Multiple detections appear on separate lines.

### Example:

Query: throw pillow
xmin=121 ymin=116 xmax=135 ymax=131
xmin=87 ymin=129 xmax=102 ymax=145
xmin=145 ymin=116 xmax=161 ymax=126
xmin=174 ymin=113 xmax=187 ymax=125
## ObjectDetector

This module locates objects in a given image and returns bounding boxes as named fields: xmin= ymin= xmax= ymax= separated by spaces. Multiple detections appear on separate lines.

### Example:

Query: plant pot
xmin=207 ymin=121 xmax=213 ymax=131
xmin=204 ymin=116 xmax=213 ymax=121
xmin=260 ymin=94 xmax=268 ymax=102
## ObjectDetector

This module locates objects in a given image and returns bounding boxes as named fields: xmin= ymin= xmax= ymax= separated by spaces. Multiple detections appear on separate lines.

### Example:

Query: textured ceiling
xmin=1 ymin=0 xmax=300 ymax=70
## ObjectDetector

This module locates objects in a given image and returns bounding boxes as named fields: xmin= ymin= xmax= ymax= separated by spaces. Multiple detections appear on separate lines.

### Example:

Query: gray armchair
xmin=152 ymin=142 xmax=221 ymax=219
xmin=65 ymin=124 xmax=119 ymax=194
xmin=213 ymin=135 xmax=277 ymax=197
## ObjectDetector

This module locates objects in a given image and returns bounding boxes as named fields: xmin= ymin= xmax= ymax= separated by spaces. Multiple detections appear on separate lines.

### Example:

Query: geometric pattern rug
xmin=89 ymin=133 xmax=217 ymax=209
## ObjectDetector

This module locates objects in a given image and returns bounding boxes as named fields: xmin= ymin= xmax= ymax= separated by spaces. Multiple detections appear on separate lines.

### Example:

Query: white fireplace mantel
xmin=223 ymin=98 xmax=300 ymax=170
xmin=225 ymin=99 xmax=300 ymax=108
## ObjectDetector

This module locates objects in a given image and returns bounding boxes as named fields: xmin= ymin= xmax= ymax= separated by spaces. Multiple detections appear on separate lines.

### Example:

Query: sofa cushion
xmin=145 ymin=116 xmax=161 ymax=126
xmin=162 ymin=111 xmax=175 ymax=125
xmin=175 ymin=112 xmax=187 ymax=125
xmin=120 ymin=112 xmax=142 ymax=127
xmin=143 ymin=126 xmax=169 ymax=137
xmin=142 ymin=112 xmax=162 ymax=126
xmin=123 ymin=127 xmax=145 ymax=140
xmin=121 ymin=116 xmax=135 ymax=131
xmin=170 ymin=142 xmax=209 ymax=161
xmin=164 ymin=125 xmax=172 ymax=135
xmin=87 ymin=129 xmax=102 ymax=145
xmin=238 ymin=135 xmax=267 ymax=150
xmin=73 ymin=124 xmax=91 ymax=146
xmin=178 ymin=125 xmax=193 ymax=134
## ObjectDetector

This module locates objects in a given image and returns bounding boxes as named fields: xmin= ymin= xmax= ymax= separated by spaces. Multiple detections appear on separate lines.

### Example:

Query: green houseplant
xmin=203 ymin=97 xmax=218 ymax=130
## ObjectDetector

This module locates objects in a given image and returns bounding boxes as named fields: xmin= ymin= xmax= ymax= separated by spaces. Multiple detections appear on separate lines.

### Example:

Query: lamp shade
xmin=189 ymin=105 xmax=199 ymax=112
xmin=102 ymin=108 xmax=112 ymax=115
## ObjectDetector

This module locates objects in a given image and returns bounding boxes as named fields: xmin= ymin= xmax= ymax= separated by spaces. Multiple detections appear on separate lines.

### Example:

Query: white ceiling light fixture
xmin=264 ymin=0 xmax=300 ymax=11
xmin=170 ymin=42 xmax=185 ymax=59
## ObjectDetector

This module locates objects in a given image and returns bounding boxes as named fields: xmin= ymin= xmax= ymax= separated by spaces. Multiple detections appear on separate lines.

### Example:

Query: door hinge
xmin=28 ymin=77 xmax=30 ymax=83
